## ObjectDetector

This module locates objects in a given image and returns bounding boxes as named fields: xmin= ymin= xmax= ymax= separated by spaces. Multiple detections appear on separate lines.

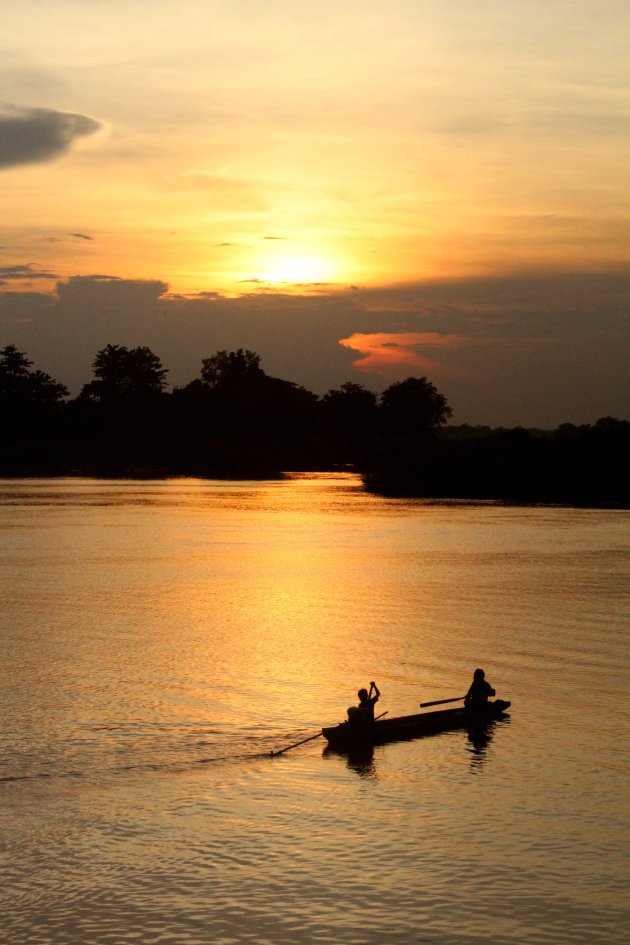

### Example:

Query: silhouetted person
xmin=360 ymin=680 xmax=380 ymax=717
xmin=464 ymin=668 xmax=495 ymax=711
xmin=347 ymin=680 xmax=380 ymax=725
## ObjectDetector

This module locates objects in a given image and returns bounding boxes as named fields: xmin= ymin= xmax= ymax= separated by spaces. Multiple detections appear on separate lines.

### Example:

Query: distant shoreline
xmin=0 ymin=464 xmax=627 ymax=510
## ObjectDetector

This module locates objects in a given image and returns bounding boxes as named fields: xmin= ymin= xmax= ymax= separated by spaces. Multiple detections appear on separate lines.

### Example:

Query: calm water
xmin=1 ymin=474 xmax=628 ymax=945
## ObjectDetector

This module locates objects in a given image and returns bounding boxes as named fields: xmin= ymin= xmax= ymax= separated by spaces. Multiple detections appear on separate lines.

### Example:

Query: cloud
xmin=44 ymin=233 xmax=95 ymax=244
xmin=0 ymin=103 xmax=101 ymax=169
xmin=0 ymin=263 xmax=58 ymax=281
xmin=1 ymin=270 xmax=629 ymax=427
xmin=55 ymin=274 xmax=169 ymax=309
xmin=339 ymin=331 xmax=468 ymax=378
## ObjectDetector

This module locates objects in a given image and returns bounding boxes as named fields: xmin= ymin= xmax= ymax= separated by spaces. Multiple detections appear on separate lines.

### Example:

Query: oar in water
xmin=270 ymin=731 xmax=324 ymax=757
xmin=419 ymin=696 xmax=466 ymax=708
xmin=270 ymin=711 xmax=389 ymax=757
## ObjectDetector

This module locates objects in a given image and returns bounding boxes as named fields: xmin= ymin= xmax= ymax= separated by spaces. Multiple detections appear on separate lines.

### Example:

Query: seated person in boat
xmin=347 ymin=681 xmax=380 ymax=726
xmin=464 ymin=668 xmax=495 ymax=710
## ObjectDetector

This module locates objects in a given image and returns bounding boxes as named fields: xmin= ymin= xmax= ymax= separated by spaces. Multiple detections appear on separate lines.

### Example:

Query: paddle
xmin=270 ymin=711 xmax=389 ymax=757
xmin=419 ymin=696 xmax=466 ymax=708
xmin=270 ymin=731 xmax=325 ymax=756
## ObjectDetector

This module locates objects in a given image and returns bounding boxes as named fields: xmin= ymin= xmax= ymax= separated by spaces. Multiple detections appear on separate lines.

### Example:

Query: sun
xmin=256 ymin=253 xmax=336 ymax=287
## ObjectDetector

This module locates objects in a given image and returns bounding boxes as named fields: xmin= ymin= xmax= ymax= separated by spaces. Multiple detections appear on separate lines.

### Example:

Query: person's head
xmin=358 ymin=688 xmax=368 ymax=701
xmin=473 ymin=668 xmax=485 ymax=680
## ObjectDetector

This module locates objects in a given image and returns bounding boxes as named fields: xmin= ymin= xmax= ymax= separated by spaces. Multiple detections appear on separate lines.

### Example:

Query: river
xmin=1 ymin=474 xmax=628 ymax=944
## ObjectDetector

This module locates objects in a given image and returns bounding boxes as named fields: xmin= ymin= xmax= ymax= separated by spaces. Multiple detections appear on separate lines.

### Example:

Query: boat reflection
xmin=323 ymin=715 xmax=511 ymax=777
xmin=323 ymin=743 xmax=377 ymax=778
xmin=465 ymin=715 xmax=511 ymax=772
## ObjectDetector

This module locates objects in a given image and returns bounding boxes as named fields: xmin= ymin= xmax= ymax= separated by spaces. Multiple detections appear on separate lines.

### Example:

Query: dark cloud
xmin=1 ymin=270 xmax=628 ymax=427
xmin=0 ymin=263 xmax=58 ymax=280
xmin=0 ymin=290 xmax=55 ymax=322
xmin=55 ymin=274 xmax=169 ymax=308
xmin=0 ymin=103 xmax=101 ymax=169
xmin=69 ymin=232 xmax=94 ymax=241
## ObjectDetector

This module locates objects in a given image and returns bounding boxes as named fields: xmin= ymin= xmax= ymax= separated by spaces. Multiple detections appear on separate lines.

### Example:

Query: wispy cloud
xmin=0 ymin=103 xmax=101 ymax=169
xmin=44 ymin=233 xmax=95 ymax=243
xmin=0 ymin=263 xmax=58 ymax=281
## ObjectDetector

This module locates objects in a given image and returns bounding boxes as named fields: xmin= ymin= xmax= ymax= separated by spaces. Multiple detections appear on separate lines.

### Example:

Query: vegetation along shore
xmin=1 ymin=343 xmax=628 ymax=507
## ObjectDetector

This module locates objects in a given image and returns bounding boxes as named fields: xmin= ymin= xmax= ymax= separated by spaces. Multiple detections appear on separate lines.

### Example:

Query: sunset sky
xmin=1 ymin=0 xmax=629 ymax=426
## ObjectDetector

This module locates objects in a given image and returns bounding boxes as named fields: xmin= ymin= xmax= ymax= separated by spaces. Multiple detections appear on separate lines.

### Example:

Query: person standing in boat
xmin=464 ymin=668 xmax=495 ymax=710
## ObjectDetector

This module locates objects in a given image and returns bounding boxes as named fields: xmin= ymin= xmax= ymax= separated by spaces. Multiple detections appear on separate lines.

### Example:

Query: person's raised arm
xmin=369 ymin=681 xmax=380 ymax=701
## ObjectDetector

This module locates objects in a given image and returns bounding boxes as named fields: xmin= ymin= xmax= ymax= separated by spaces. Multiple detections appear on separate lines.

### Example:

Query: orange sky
xmin=1 ymin=1 xmax=629 ymax=425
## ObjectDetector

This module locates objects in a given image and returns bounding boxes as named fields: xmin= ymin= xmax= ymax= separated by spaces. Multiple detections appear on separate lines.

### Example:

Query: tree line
xmin=1 ymin=343 xmax=628 ymax=507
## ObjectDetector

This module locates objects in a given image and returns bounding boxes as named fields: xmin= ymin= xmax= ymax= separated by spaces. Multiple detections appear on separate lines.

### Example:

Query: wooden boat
xmin=321 ymin=699 xmax=511 ymax=749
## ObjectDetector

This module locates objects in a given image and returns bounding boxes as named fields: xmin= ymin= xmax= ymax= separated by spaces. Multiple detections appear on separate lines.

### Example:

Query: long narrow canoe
xmin=322 ymin=699 xmax=511 ymax=749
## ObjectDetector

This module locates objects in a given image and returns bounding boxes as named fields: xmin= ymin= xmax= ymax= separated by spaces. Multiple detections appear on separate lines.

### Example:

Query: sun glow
xmin=252 ymin=253 xmax=337 ymax=287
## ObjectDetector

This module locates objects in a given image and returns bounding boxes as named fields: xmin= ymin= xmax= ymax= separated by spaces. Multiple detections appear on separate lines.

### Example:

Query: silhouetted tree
xmin=320 ymin=382 xmax=378 ymax=465
xmin=200 ymin=349 xmax=263 ymax=389
xmin=1 ymin=337 xmax=626 ymax=504
xmin=379 ymin=376 xmax=452 ymax=438
xmin=79 ymin=344 xmax=168 ymax=402
xmin=0 ymin=345 xmax=69 ymax=471
xmin=0 ymin=344 xmax=30 ymax=395
xmin=363 ymin=376 xmax=452 ymax=495
xmin=322 ymin=381 xmax=377 ymax=421
xmin=65 ymin=344 xmax=170 ymax=473
xmin=0 ymin=344 xmax=68 ymax=407
xmin=169 ymin=349 xmax=319 ymax=475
